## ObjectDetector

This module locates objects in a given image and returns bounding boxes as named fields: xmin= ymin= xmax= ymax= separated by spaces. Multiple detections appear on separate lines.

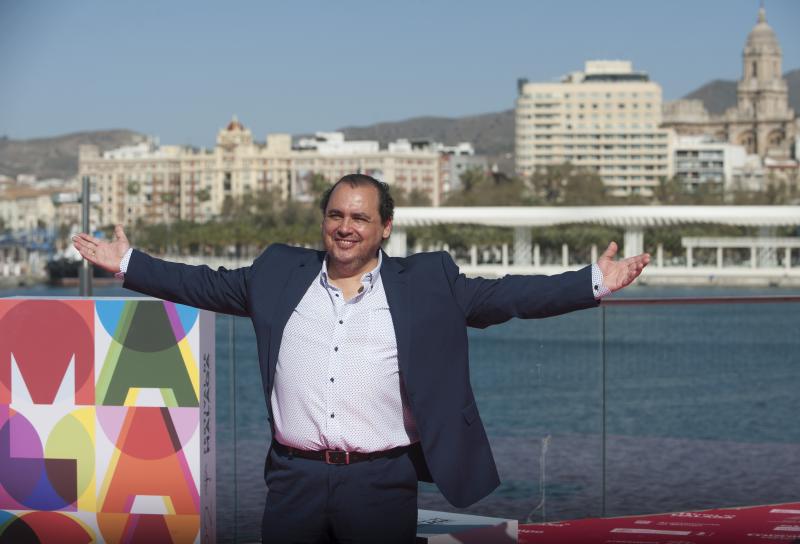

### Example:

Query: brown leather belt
xmin=271 ymin=440 xmax=413 ymax=465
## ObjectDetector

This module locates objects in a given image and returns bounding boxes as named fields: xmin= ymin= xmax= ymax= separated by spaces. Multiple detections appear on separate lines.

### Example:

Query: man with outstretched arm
xmin=74 ymin=173 xmax=649 ymax=544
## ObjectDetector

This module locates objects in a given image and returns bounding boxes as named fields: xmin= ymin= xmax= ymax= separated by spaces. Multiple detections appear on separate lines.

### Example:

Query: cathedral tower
xmin=734 ymin=5 xmax=793 ymax=156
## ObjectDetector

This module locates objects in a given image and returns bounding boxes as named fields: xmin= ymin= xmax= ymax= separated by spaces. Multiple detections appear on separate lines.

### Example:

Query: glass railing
xmin=213 ymin=295 xmax=800 ymax=542
xmin=4 ymin=285 xmax=795 ymax=541
xmin=600 ymin=296 xmax=800 ymax=518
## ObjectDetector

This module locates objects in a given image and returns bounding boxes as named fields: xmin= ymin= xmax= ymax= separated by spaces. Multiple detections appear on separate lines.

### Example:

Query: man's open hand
xmin=597 ymin=241 xmax=649 ymax=293
xmin=72 ymin=225 xmax=131 ymax=274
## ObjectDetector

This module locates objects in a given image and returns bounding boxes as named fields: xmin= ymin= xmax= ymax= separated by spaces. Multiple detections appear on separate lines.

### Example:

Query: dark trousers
xmin=261 ymin=444 xmax=419 ymax=544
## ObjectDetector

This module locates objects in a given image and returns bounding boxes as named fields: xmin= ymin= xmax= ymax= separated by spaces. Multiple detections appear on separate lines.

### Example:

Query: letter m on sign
xmin=0 ymin=300 xmax=94 ymax=405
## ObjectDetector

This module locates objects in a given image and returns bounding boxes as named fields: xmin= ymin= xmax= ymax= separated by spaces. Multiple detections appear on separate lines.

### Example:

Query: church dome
xmin=226 ymin=115 xmax=244 ymax=131
xmin=744 ymin=7 xmax=781 ymax=54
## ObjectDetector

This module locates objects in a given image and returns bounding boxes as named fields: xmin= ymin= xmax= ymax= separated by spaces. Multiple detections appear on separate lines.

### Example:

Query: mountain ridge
xmin=0 ymin=129 xmax=146 ymax=180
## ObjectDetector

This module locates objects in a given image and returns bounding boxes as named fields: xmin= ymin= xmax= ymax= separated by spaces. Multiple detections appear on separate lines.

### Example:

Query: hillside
xmin=683 ymin=80 xmax=738 ymax=115
xmin=0 ymin=129 xmax=145 ymax=180
xmin=339 ymin=109 xmax=514 ymax=156
xmin=683 ymin=68 xmax=800 ymax=114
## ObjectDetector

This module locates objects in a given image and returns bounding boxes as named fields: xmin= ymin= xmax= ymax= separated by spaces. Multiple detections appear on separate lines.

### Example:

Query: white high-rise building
xmin=515 ymin=60 xmax=674 ymax=197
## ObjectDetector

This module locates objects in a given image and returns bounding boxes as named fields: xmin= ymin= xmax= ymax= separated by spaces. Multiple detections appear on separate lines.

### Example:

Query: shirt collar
xmin=320 ymin=251 xmax=383 ymax=291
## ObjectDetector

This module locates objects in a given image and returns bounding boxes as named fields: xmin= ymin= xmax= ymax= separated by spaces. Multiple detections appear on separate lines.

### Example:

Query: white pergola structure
xmin=388 ymin=206 xmax=800 ymax=266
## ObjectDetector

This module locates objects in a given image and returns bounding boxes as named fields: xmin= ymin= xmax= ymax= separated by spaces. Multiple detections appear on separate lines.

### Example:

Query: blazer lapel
xmin=380 ymin=251 xmax=411 ymax=379
xmin=268 ymin=250 xmax=324 ymax=387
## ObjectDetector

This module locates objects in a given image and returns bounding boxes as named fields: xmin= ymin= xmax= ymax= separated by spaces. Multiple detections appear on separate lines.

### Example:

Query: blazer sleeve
xmin=441 ymin=252 xmax=599 ymax=329
xmin=123 ymin=249 xmax=252 ymax=317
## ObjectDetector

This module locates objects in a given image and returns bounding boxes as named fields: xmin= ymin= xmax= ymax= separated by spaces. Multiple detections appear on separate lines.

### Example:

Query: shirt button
xmin=334 ymin=346 xmax=338 ymax=352
xmin=330 ymin=413 xmax=335 ymax=418
xmin=330 ymin=377 xmax=334 ymax=383
xmin=335 ymin=293 xmax=339 ymax=297
xmin=358 ymin=286 xmax=364 ymax=293
xmin=339 ymin=320 xmax=343 ymax=324
xmin=594 ymin=284 xmax=599 ymax=290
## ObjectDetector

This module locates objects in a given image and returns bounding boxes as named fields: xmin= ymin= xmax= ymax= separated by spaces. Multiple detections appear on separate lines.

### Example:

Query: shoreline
xmin=0 ymin=276 xmax=121 ymax=290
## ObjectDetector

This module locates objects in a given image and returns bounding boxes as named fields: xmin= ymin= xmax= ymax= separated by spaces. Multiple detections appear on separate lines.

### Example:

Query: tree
xmin=308 ymin=173 xmax=332 ymax=202
xmin=731 ymin=177 xmax=795 ymax=205
xmin=655 ymin=176 xmax=724 ymax=205
xmin=394 ymin=188 xmax=432 ymax=207
xmin=444 ymin=169 xmax=534 ymax=206
xmin=529 ymin=164 xmax=608 ymax=205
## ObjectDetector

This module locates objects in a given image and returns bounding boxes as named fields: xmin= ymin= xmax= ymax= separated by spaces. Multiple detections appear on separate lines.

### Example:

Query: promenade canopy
xmin=392 ymin=206 xmax=800 ymax=228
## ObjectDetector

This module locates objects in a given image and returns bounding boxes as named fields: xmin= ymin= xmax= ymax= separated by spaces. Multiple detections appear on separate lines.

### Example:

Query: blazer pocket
xmin=461 ymin=401 xmax=479 ymax=426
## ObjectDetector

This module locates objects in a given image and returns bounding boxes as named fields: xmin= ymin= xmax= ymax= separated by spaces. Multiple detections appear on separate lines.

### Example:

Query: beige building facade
xmin=0 ymin=187 xmax=58 ymax=232
xmin=0 ymin=178 xmax=84 ymax=233
xmin=79 ymin=118 xmax=447 ymax=226
xmin=662 ymin=7 xmax=796 ymax=161
xmin=516 ymin=60 xmax=673 ymax=197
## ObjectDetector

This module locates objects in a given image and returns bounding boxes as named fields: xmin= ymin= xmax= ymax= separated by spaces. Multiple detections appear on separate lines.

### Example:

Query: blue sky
xmin=1 ymin=0 xmax=798 ymax=146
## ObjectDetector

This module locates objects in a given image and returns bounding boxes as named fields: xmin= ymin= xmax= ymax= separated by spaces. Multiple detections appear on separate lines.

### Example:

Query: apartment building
xmin=79 ymin=118 xmax=453 ymax=226
xmin=516 ymin=60 xmax=674 ymax=197
xmin=0 ymin=177 xmax=83 ymax=233
xmin=292 ymin=132 xmax=444 ymax=205
xmin=673 ymin=135 xmax=764 ymax=193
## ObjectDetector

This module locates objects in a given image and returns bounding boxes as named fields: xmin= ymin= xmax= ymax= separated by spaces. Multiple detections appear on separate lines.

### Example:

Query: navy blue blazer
xmin=124 ymin=244 xmax=598 ymax=508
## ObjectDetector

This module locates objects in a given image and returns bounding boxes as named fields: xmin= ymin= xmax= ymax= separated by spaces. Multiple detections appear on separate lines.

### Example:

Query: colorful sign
xmin=0 ymin=298 xmax=215 ymax=543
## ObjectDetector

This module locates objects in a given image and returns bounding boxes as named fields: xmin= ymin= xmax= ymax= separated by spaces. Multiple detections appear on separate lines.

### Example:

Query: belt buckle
xmin=325 ymin=450 xmax=349 ymax=465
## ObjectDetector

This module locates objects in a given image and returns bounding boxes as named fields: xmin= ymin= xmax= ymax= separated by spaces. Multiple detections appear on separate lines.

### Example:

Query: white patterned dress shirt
xmin=271 ymin=252 xmax=419 ymax=452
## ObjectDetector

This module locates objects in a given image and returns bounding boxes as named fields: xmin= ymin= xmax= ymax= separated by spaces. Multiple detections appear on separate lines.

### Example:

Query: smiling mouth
xmin=334 ymin=239 xmax=358 ymax=248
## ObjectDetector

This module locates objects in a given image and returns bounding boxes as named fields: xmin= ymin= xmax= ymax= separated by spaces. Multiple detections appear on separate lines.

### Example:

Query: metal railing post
xmin=229 ymin=316 xmax=238 ymax=542
xmin=601 ymin=304 xmax=607 ymax=518
xmin=79 ymin=175 xmax=93 ymax=296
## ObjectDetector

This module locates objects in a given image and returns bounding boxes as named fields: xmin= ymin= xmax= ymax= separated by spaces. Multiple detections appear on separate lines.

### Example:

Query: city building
xmin=439 ymin=149 xmax=488 ymax=195
xmin=0 ymin=175 xmax=16 ymax=194
xmin=290 ymin=132 xmax=444 ymax=205
xmin=515 ymin=60 xmax=673 ymax=197
xmin=0 ymin=186 xmax=56 ymax=232
xmin=672 ymin=135 xmax=761 ymax=193
xmin=385 ymin=138 xmax=487 ymax=196
xmin=79 ymin=119 xmax=294 ymax=227
xmin=662 ymin=6 xmax=797 ymax=162
xmin=295 ymin=132 xmax=379 ymax=155
xmin=0 ymin=178 xmax=81 ymax=233
xmin=78 ymin=118 xmax=472 ymax=226
xmin=732 ymin=154 xmax=768 ymax=193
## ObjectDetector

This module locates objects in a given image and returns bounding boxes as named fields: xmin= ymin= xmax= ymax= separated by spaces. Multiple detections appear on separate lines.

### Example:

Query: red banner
xmin=521 ymin=502 xmax=800 ymax=543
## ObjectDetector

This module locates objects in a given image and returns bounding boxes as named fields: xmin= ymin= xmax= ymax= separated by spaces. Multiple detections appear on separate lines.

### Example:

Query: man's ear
xmin=382 ymin=218 xmax=393 ymax=240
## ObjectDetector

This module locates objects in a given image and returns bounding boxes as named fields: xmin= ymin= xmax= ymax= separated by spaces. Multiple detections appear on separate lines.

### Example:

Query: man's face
xmin=322 ymin=183 xmax=392 ymax=273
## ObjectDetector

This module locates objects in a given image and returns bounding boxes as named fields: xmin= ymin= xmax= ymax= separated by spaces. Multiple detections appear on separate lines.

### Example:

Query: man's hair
xmin=319 ymin=174 xmax=395 ymax=224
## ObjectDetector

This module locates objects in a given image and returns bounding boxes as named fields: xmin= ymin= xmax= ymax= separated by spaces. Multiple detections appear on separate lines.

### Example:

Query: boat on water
xmin=45 ymin=257 xmax=119 ymax=286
